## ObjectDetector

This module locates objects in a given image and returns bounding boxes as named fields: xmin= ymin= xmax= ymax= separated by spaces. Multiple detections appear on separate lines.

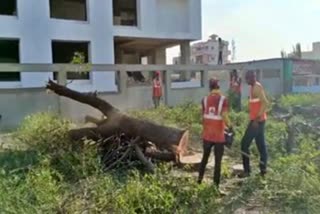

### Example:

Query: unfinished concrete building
xmin=0 ymin=0 xmax=201 ymax=92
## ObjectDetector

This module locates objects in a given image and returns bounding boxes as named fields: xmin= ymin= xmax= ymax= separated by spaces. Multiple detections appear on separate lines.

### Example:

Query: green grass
xmin=1 ymin=94 xmax=320 ymax=213
xmin=280 ymin=93 xmax=320 ymax=108
xmin=0 ymin=111 xmax=220 ymax=213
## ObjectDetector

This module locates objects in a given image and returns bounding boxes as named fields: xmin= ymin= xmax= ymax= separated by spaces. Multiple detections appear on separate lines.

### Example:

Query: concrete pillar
xmin=203 ymin=69 xmax=209 ymax=92
xmin=57 ymin=71 xmax=67 ymax=116
xmin=154 ymin=48 xmax=166 ymax=64
xmin=180 ymin=41 xmax=191 ymax=64
xmin=147 ymin=48 xmax=166 ymax=79
xmin=164 ymin=70 xmax=172 ymax=106
xmin=147 ymin=48 xmax=166 ymax=64
xmin=134 ymin=52 xmax=140 ymax=64
xmin=118 ymin=69 xmax=128 ymax=94
xmin=147 ymin=54 xmax=155 ymax=64
xmin=180 ymin=41 xmax=191 ymax=80
xmin=115 ymin=48 xmax=123 ymax=64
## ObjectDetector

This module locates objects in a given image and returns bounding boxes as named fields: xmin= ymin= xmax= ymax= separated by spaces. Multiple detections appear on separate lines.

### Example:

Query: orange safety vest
xmin=202 ymin=94 xmax=226 ymax=143
xmin=153 ymin=78 xmax=162 ymax=97
xmin=249 ymin=82 xmax=267 ymax=121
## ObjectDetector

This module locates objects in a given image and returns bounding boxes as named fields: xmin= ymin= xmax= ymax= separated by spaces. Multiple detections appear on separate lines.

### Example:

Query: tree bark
xmin=46 ymin=80 xmax=189 ymax=162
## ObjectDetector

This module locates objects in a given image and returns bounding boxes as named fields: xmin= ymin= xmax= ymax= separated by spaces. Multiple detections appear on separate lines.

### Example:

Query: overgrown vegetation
xmin=0 ymin=111 xmax=218 ymax=213
xmin=279 ymin=93 xmax=320 ymax=108
xmin=1 ymin=94 xmax=320 ymax=213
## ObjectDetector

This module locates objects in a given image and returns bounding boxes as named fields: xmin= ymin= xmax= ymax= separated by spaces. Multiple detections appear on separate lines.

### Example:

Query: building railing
xmin=0 ymin=62 xmax=284 ymax=96
xmin=0 ymin=63 xmax=244 ymax=73
xmin=0 ymin=63 xmax=246 ymax=92
xmin=0 ymin=63 xmax=285 ymax=131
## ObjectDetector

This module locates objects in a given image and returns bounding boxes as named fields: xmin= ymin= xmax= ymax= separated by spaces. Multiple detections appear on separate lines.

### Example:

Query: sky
xmin=167 ymin=0 xmax=320 ymax=63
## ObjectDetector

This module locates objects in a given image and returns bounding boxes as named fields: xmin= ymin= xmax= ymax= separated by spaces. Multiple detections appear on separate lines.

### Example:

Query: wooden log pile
xmin=46 ymin=80 xmax=189 ymax=172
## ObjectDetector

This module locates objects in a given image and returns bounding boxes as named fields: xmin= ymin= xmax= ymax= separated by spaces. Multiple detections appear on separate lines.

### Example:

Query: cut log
xmin=84 ymin=115 xmax=107 ymax=126
xmin=46 ymin=80 xmax=189 ymax=162
xmin=145 ymin=149 xmax=176 ymax=162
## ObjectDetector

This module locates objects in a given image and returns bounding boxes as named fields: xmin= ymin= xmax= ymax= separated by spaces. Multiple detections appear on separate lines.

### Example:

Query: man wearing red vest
xmin=198 ymin=78 xmax=232 ymax=188
xmin=152 ymin=71 xmax=162 ymax=108
xmin=241 ymin=70 xmax=268 ymax=177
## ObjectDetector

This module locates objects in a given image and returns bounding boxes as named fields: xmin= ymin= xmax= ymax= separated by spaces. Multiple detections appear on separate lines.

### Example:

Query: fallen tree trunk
xmin=46 ymin=80 xmax=189 ymax=163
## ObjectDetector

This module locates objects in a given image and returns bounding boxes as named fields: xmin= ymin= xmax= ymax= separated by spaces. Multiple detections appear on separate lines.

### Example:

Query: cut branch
xmin=46 ymin=80 xmax=189 ymax=165
xmin=133 ymin=139 xmax=155 ymax=173
xmin=47 ymin=80 xmax=117 ymax=116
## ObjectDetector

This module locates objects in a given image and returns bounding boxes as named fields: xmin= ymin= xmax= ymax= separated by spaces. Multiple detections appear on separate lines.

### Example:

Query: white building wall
xmin=191 ymin=37 xmax=230 ymax=65
xmin=156 ymin=0 xmax=189 ymax=33
xmin=87 ymin=0 xmax=116 ymax=92
xmin=188 ymin=0 xmax=202 ymax=40
xmin=19 ymin=0 xmax=53 ymax=88
xmin=301 ymin=42 xmax=320 ymax=60
xmin=0 ymin=0 xmax=202 ymax=91
xmin=0 ymin=0 xmax=116 ymax=92
xmin=113 ymin=0 xmax=201 ymax=40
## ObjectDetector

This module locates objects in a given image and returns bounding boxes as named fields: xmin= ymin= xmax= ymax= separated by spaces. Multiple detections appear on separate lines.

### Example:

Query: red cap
xmin=209 ymin=78 xmax=219 ymax=89
xmin=155 ymin=71 xmax=160 ymax=76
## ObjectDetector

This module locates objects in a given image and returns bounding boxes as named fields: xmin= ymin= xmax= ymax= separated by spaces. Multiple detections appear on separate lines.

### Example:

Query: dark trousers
xmin=198 ymin=141 xmax=225 ymax=187
xmin=236 ymin=94 xmax=241 ymax=111
xmin=231 ymin=93 xmax=241 ymax=112
xmin=218 ymin=51 xmax=223 ymax=65
xmin=153 ymin=96 xmax=160 ymax=108
xmin=241 ymin=121 xmax=267 ymax=175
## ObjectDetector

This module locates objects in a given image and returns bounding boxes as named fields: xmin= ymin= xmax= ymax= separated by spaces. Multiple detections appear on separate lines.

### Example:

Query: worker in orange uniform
xmin=152 ymin=71 xmax=163 ymax=108
xmin=198 ymin=78 xmax=232 ymax=188
xmin=229 ymin=69 xmax=242 ymax=112
xmin=241 ymin=70 xmax=269 ymax=177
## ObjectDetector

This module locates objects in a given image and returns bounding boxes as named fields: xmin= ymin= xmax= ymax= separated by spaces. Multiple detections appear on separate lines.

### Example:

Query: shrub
xmin=0 ymin=160 xmax=62 ymax=213
xmin=260 ymin=142 xmax=320 ymax=213
xmin=279 ymin=93 xmax=320 ymax=108
xmin=13 ymin=112 xmax=101 ymax=182
xmin=14 ymin=112 xmax=71 ymax=153
xmin=264 ymin=119 xmax=287 ymax=159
